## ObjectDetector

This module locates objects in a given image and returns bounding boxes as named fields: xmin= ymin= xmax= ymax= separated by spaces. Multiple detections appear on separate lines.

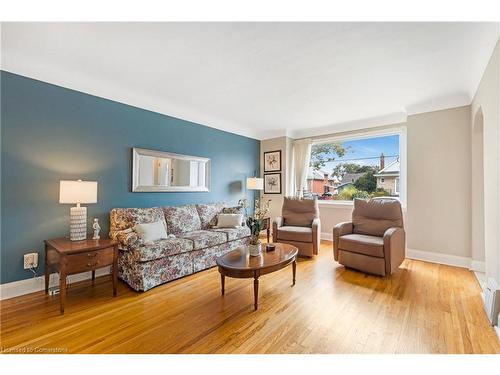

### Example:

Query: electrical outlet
xmin=23 ymin=252 xmax=38 ymax=269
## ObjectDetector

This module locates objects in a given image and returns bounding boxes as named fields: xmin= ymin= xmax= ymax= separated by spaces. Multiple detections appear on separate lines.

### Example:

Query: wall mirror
xmin=132 ymin=148 xmax=210 ymax=192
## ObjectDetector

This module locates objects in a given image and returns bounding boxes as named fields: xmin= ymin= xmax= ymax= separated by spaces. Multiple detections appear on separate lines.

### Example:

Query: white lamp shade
xmin=59 ymin=180 xmax=98 ymax=204
xmin=246 ymin=177 xmax=263 ymax=190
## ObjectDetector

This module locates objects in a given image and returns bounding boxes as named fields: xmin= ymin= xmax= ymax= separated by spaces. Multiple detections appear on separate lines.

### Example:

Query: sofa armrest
xmin=272 ymin=216 xmax=284 ymax=242
xmin=109 ymin=228 xmax=143 ymax=250
xmin=383 ymin=227 xmax=406 ymax=275
xmin=332 ymin=222 xmax=353 ymax=260
xmin=312 ymin=218 xmax=321 ymax=255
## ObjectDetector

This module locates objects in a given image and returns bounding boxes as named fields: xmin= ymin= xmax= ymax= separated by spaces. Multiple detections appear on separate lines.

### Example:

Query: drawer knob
xmin=87 ymin=253 xmax=97 ymax=257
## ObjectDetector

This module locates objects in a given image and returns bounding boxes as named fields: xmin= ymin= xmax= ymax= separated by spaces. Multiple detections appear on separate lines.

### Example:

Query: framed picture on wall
xmin=263 ymin=150 xmax=281 ymax=172
xmin=264 ymin=173 xmax=282 ymax=194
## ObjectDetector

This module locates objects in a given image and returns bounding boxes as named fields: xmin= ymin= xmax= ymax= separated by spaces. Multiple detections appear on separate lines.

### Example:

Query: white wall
xmin=405 ymin=106 xmax=471 ymax=258
xmin=471 ymin=38 xmax=500 ymax=284
xmin=318 ymin=203 xmax=354 ymax=240
xmin=260 ymin=136 xmax=293 ymax=225
xmin=471 ymin=109 xmax=485 ymax=263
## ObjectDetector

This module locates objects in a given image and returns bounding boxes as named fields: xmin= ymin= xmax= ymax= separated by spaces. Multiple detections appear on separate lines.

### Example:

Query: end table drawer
xmin=65 ymin=247 xmax=115 ymax=273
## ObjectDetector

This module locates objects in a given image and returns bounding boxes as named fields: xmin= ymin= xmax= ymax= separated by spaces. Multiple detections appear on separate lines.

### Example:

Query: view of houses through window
xmin=306 ymin=134 xmax=400 ymax=201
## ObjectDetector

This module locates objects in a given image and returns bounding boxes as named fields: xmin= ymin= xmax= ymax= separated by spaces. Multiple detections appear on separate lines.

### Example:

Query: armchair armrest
xmin=383 ymin=227 xmax=406 ymax=275
xmin=311 ymin=218 xmax=321 ymax=255
xmin=272 ymin=216 xmax=284 ymax=242
xmin=332 ymin=222 xmax=353 ymax=260
xmin=109 ymin=228 xmax=143 ymax=251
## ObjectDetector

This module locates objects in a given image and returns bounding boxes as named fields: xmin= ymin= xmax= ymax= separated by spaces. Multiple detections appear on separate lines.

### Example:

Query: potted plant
xmin=246 ymin=216 xmax=264 ymax=256
xmin=242 ymin=198 xmax=271 ymax=256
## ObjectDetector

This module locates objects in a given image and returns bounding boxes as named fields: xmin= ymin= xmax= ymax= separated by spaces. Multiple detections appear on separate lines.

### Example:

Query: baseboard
xmin=470 ymin=260 xmax=486 ymax=272
xmin=321 ymin=232 xmax=333 ymax=241
xmin=0 ymin=267 xmax=111 ymax=300
xmin=406 ymin=248 xmax=471 ymax=269
xmin=323 ymin=239 xmax=483 ymax=271
xmin=475 ymin=273 xmax=487 ymax=291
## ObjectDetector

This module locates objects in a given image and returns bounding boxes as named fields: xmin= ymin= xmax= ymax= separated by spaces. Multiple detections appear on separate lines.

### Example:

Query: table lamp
xmin=59 ymin=180 xmax=98 ymax=241
xmin=246 ymin=177 xmax=263 ymax=190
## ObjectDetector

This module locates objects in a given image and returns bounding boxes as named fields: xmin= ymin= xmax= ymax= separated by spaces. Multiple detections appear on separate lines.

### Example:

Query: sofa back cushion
xmin=195 ymin=202 xmax=226 ymax=229
xmin=352 ymin=198 xmax=403 ymax=237
xmin=163 ymin=204 xmax=202 ymax=235
xmin=282 ymin=197 xmax=319 ymax=227
xmin=110 ymin=207 xmax=167 ymax=231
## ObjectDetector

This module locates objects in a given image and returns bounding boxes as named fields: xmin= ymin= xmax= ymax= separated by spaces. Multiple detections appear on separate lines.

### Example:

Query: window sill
xmin=317 ymin=199 xmax=407 ymax=212
xmin=317 ymin=200 xmax=354 ymax=208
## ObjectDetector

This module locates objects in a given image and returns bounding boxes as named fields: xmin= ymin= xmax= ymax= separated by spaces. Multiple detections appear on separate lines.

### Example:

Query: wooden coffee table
xmin=216 ymin=243 xmax=298 ymax=310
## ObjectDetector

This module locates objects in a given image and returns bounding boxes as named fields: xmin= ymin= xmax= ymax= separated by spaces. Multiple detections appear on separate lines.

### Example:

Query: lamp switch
xmin=24 ymin=253 xmax=38 ymax=269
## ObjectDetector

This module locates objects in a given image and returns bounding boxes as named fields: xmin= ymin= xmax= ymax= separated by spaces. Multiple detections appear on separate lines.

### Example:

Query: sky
xmin=320 ymin=134 xmax=399 ymax=173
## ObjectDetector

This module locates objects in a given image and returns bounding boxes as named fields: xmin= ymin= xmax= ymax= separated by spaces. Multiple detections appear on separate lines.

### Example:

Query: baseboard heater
xmin=483 ymin=278 xmax=500 ymax=326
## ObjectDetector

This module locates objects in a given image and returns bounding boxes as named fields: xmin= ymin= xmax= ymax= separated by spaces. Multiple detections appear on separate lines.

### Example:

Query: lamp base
xmin=70 ymin=206 xmax=87 ymax=241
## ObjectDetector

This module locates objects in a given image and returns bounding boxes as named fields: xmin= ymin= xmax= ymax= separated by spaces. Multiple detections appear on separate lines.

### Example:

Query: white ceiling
xmin=1 ymin=22 xmax=499 ymax=140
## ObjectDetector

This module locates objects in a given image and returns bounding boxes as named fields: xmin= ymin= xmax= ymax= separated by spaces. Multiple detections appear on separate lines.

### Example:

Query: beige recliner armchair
xmin=273 ymin=197 xmax=320 ymax=257
xmin=333 ymin=198 xmax=405 ymax=276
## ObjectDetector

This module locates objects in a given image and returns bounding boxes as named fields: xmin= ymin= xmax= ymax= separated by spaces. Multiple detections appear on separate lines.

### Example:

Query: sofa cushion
xmin=130 ymin=238 xmax=194 ymax=262
xmin=180 ymin=230 xmax=227 ymax=250
xmin=352 ymin=198 xmax=403 ymax=237
xmin=211 ymin=226 xmax=251 ymax=241
xmin=195 ymin=203 xmax=226 ymax=229
xmin=338 ymin=234 xmax=384 ymax=258
xmin=163 ymin=205 xmax=202 ymax=235
xmin=282 ymin=197 xmax=319 ymax=227
xmin=110 ymin=207 xmax=167 ymax=231
xmin=277 ymin=226 xmax=313 ymax=242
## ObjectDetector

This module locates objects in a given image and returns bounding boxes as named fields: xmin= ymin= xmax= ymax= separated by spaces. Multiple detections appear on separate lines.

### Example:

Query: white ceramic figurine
xmin=92 ymin=218 xmax=101 ymax=240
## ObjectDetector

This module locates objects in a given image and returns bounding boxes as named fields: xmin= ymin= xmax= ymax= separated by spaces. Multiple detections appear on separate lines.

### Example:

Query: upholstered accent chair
xmin=273 ymin=197 xmax=320 ymax=257
xmin=333 ymin=198 xmax=405 ymax=276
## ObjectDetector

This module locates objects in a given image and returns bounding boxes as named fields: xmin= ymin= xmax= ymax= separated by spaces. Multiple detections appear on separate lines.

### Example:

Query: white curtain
xmin=293 ymin=138 xmax=312 ymax=197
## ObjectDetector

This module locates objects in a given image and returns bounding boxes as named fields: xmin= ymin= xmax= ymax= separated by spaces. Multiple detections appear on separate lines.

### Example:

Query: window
xmin=305 ymin=129 xmax=405 ymax=203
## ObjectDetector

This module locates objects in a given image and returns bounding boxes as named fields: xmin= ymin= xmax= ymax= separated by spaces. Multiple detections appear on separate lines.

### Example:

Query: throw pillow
xmin=133 ymin=221 xmax=168 ymax=243
xmin=216 ymin=213 xmax=244 ymax=228
xmin=222 ymin=206 xmax=246 ymax=225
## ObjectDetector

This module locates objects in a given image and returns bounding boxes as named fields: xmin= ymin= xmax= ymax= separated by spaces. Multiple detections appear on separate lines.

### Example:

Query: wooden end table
xmin=261 ymin=217 xmax=271 ymax=243
xmin=216 ymin=243 xmax=298 ymax=310
xmin=44 ymin=237 xmax=118 ymax=314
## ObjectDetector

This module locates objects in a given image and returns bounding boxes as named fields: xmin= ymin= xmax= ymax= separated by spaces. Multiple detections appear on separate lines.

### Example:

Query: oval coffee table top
xmin=216 ymin=243 xmax=298 ymax=271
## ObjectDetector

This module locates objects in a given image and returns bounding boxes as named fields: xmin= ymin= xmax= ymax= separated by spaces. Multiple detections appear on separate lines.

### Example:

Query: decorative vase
xmin=248 ymin=242 xmax=262 ymax=257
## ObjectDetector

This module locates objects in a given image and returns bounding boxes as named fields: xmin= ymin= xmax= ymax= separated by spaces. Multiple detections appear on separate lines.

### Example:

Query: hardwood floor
xmin=1 ymin=240 xmax=499 ymax=354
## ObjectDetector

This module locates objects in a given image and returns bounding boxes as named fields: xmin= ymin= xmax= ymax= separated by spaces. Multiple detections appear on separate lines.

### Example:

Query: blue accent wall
xmin=0 ymin=71 xmax=260 ymax=284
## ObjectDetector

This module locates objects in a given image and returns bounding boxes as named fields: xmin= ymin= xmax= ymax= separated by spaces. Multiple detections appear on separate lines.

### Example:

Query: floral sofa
xmin=109 ymin=203 xmax=250 ymax=291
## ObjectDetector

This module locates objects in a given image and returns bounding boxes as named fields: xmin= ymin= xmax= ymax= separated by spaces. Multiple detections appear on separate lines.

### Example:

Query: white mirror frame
xmin=132 ymin=147 xmax=211 ymax=192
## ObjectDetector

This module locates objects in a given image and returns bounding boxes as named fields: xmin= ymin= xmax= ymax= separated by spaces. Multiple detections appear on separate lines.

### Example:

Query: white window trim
xmin=310 ymin=126 xmax=407 ymax=208
xmin=318 ymin=200 xmax=354 ymax=207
